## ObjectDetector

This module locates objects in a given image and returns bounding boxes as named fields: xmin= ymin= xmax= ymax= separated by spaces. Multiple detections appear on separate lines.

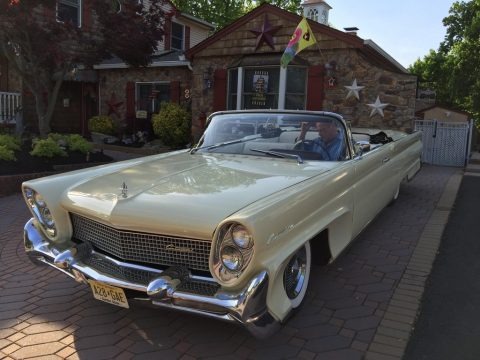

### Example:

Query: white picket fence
xmin=0 ymin=91 xmax=22 ymax=126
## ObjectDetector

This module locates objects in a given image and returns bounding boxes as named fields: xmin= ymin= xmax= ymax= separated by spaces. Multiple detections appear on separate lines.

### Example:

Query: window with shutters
xmin=171 ymin=22 xmax=184 ymax=50
xmin=136 ymin=82 xmax=171 ymax=114
xmin=285 ymin=67 xmax=307 ymax=110
xmin=227 ymin=66 xmax=307 ymax=110
xmin=57 ymin=0 xmax=82 ymax=27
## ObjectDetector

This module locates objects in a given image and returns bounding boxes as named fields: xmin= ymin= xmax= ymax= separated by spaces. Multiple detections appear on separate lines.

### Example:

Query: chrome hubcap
xmin=284 ymin=246 xmax=307 ymax=299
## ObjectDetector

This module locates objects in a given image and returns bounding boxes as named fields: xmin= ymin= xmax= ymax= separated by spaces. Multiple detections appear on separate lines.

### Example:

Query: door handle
xmin=382 ymin=157 xmax=390 ymax=163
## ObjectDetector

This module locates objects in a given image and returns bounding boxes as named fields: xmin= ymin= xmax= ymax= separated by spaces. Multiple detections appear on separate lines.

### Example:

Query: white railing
xmin=0 ymin=91 xmax=22 ymax=125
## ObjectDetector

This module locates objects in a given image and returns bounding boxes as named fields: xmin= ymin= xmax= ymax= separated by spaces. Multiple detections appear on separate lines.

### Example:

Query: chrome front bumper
xmin=24 ymin=218 xmax=280 ymax=338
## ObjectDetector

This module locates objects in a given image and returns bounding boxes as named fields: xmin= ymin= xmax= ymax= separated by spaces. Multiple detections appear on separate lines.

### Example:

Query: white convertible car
xmin=23 ymin=110 xmax=422 ymax=338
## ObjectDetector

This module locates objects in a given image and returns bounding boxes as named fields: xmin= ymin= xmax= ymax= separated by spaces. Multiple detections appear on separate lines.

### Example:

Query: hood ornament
xmin=120 ymin=182 xmax=128 ymax=198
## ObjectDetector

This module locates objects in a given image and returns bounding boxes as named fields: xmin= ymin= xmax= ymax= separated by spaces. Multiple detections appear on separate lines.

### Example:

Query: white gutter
xmin=363 ymin=39 xmax=408 ymax=74
xmin=178 ymin=13 xmax=215 ymax=30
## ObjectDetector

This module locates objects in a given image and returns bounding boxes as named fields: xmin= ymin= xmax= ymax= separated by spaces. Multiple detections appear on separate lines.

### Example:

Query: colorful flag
xmin=281 ymin=18 xmax=317 ymax=68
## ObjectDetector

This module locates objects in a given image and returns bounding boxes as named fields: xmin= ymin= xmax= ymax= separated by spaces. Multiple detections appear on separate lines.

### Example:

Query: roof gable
xmin=185 ymin=3 xmax=406 ymax=73
xmin=186 ymin=4 xmax=361 ymax=57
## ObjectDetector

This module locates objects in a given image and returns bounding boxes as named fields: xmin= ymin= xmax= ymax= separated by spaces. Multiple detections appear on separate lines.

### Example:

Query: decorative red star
xmin=106 ymin=92 xmax=123 ymax=118
xmin=250 ymin=14 xmax=281 ymax=51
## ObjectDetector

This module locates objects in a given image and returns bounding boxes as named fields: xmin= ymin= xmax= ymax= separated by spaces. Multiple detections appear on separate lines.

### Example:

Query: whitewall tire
xmin=283 ymin=241 xmax=311 ymax=309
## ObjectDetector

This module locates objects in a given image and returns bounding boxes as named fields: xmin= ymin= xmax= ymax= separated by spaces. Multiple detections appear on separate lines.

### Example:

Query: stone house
xmin=94 ymin=2 xmax=214 ymax=137
xmin=186 ymin=1 xmax=417 ymax=140
xmin=3 ymin=0 xmax=417 ymax=141
xmin=2 ymin=0 xmax=213 ymax=136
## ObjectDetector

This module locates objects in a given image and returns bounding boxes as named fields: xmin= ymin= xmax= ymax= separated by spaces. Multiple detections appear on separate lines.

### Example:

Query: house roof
xmin=185 ymin=3 xmax=407 ymax=74
xmin=94 ymin=50 xmax=190 ymax=69
xmin=164 ymin=0 xmax=215 ymax=30
xmin=415 ymin=105 xmax=471 ymax=118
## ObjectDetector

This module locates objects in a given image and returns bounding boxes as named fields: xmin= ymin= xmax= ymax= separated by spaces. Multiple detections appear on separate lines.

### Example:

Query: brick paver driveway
xmin=0 ymin=165 xmax=460 ymax=360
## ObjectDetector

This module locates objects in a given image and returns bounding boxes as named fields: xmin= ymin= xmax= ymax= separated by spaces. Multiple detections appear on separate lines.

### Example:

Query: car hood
xmin=64 ymin=152 xmax=330 ymax=239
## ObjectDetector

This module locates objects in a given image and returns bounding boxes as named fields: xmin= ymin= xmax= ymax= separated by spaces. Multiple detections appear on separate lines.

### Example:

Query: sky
xmin=325 ymin=0 xmax=456 ymax=69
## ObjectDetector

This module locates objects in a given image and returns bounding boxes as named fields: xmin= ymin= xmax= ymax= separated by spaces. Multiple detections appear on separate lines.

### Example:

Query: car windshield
xmin=192 ymin=112 xmax=349 ymax=161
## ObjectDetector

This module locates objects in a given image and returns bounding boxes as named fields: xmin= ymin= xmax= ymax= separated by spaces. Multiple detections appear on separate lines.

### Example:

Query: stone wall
xmin=189 ymin=48 xmax=417 ymax=138
xmin=312 ymin=49 xmax=417 ymax=132
xmin=98 ymin=66 xmax=192 ymax=118
xmin=188 ymin=11 xmax=417 ymax=138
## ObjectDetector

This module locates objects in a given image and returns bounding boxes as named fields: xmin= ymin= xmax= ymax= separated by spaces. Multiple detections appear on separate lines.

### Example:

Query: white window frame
xmin=57 ymin=0 xmax=82 ymax=28
xmin=135 ymin=81 xmax=171 ymax=113
xmin=229 ymin=66 xmax=305 ymax=110
xmin=171 ymin=22 xmax=185 ymax=51
xmin=307 ymin=9 xmax=318 ymax=22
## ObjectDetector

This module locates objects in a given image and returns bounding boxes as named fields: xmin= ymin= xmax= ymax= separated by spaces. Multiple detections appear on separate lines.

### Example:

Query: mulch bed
xmin=0 ymin=147 xmax=113 ymax=176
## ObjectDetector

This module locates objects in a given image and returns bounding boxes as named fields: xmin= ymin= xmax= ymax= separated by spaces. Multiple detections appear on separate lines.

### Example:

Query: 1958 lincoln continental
xmin=23 ymin=110 xmax=422 ymax=338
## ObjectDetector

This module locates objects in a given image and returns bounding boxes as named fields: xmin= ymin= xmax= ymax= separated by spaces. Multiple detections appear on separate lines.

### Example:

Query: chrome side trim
xmin=24 ymin=218 xmax=280 ymax=338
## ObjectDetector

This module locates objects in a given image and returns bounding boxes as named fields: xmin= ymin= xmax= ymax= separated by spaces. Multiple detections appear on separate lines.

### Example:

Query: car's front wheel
xmin=283 ymin=242 xmax=311 ymax=309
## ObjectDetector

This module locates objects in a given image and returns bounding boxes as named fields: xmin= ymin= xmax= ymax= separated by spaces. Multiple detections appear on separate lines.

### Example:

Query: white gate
xmin=415 ymin=120 xmax=471 ymax=167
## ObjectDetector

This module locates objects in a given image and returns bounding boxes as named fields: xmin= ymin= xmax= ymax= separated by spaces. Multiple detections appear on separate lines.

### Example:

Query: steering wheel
xmin=293 ymin=140 xmax=326 ymax=160
xmin=293 ymin=139 xmax=312 ymax=150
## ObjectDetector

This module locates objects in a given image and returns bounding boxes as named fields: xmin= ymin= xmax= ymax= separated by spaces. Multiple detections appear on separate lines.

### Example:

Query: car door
xmin=351 ymin=143 xmax=396 ymax=237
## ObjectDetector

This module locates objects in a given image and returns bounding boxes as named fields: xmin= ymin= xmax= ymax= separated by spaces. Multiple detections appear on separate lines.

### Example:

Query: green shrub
xmin=0 ymin=144 xmax=16 ymax=161
xmin=47 ymin=132 xmax=67 ymax=143
xmin=67 ymin=134 xmax=93 ymax=154
xmin=0 ymin=134 xmax=21 ymax=152
xmin=30 ymin=138 xmax=68 ymax=158
xmin=151 ymin=103 xmax=191 ymax=148
xmin=88 ymin=115 xmax=115 ymax=135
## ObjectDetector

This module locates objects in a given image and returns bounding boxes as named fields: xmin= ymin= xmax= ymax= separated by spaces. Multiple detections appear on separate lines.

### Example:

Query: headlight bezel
xmin=23 ymin=187 xmax=57 ymax=238
xmin=213 ymin=222 xmax=255 ymax=283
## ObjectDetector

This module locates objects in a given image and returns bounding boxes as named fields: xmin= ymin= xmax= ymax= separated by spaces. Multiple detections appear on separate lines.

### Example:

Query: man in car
xmin=297 ymin=119 xmax=345 ymax=160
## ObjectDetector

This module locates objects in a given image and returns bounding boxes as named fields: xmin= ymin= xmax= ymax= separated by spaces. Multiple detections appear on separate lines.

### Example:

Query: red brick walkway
xmin=0 ymin=165 xmax=461 ymax=359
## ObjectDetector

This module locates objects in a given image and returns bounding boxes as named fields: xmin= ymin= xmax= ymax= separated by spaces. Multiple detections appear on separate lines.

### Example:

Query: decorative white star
xmin=367 ymin=96 xmax=389 ymax=117
xmin=345 ymin=79 xmax=365 ymax=100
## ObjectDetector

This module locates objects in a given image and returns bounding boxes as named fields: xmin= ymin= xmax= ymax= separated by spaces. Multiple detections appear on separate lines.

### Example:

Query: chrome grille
xmin=83 ymin=253 xmax=156 ymax=286
xmin=71 ymin=214 xmax=211 ymax=272
xmin=177 ymin=279 xmax=220 ymax=296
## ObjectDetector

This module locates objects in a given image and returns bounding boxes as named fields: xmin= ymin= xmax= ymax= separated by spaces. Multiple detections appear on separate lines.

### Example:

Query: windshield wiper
xmin=250 ymin=148 xmax=304 ymax=164
xmin=191 ymin=135 xmax=261 ymax=154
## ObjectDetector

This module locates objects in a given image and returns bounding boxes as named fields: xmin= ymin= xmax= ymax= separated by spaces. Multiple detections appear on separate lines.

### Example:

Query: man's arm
xmin=297 ymin=122 xmax=311 ymax=141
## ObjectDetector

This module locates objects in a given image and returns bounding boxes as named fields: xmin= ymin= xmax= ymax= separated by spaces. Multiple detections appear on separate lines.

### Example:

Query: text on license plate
xmin=89 ymin=280 xmax=129 ymax=309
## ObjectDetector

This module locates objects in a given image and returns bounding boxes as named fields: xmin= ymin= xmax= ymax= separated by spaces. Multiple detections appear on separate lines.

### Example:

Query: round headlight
xmin=232 ymin=225 xmax=253 ymax=249
xmin=23 ymin=187 xmax=57 ymax=238
xmin=35 ymin=193 xmax=46 ymax=208
xmin=25 ymin=188 xmax=34 ymax=200
xmin=41 ymin=207 xmax=55 ymax=228
xmin=221 ymin=245 xmax=243 ymax=272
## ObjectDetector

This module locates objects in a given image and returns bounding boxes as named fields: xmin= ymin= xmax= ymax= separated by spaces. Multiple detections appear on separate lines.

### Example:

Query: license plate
xmin=89 ymin=280 xmax=129 ymax=309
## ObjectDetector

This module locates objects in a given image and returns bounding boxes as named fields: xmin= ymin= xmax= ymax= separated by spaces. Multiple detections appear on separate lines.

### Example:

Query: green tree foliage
xmin=172 ymin=0 xmax=245 ymax=29
xmin=171 ymin=0 xmax=301 ymax=30
xmin=409 ymin=0 xmax=480 ymax=124
xmin=0 ymin=0 xmax=167 ymax=137
xmin=245 ymin=0 xmax=302 ymax=14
